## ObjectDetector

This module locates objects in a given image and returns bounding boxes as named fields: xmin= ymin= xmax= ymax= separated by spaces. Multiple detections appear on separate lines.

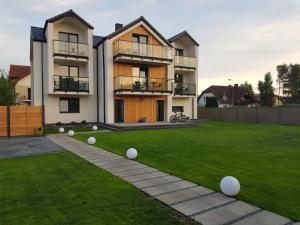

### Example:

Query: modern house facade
xmin=30 ymin=10 xmax=199 ymax=124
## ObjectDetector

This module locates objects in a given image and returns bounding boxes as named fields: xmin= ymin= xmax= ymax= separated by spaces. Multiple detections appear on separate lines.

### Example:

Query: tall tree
xmin=0 ymin=69 xmax=17 ymax=106
xmin=240 ymin=81 xmax=254 ymax=94
xmin=258 ymin=72 xmax=275 ymax=106
xmin=277 ymin=63 xmax=300 ymax=104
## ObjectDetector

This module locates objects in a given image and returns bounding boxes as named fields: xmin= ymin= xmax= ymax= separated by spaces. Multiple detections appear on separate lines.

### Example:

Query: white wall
xmin=172 ymin=97 xmax=193 ymax=118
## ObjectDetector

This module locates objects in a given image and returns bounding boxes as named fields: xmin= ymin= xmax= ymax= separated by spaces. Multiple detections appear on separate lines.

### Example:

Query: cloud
xmin=28 ymin=0 xmax=93 ymax=11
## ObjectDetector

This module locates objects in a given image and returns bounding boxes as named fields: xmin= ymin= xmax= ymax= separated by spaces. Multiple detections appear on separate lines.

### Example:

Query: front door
xmin=115 ymin=99 xmax=124 ymax=123
xmin=157 ymin=100 xmax=164 ymax=122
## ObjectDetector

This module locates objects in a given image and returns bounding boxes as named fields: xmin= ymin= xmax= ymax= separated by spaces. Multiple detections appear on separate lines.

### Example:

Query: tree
xmin=0 ymin=69 xmax=17 ymax=106
xmin=205 ymin=97 xmax=219 ymax=107
xmin=277 ymin=63 xmax=300 ymax=104
xmin=240 ymin=81 xmax=254 ymax=95
xmin=258 ymin=72 xmax=275 ymax=106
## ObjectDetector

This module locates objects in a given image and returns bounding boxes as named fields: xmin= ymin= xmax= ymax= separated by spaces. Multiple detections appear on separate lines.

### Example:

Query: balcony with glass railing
xmin=53 ymin=40 xmax=89 ymax=58
xmin=174 ymin=56 xmax=197 ymax=70
xmin=113 ymin=40 xmax=173 ymax=64
xmin=174 ymin=82 xmax=196 ymax=96
xmin=114 ymin=76 xmax=172 ymax=93
xmin=54 ymin=75 xmax=89 ymax=93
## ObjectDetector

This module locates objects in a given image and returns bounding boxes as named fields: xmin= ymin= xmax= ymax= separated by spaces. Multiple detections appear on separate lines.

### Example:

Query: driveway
xmin=0 ymin=136 xmax=64 ymax=159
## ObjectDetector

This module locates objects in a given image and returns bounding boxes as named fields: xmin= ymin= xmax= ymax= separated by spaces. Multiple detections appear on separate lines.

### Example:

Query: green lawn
xmin=0 ymin=152 xmax=197 ymax=225
xmin=75 ymin=122 xmax=300 ymax=221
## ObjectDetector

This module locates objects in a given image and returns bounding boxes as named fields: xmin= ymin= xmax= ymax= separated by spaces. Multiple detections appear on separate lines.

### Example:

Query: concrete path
xmin=48 ymin=134 xmax=298 ymax=225
xmin=0 ymin=136 xmax=64 ymax=159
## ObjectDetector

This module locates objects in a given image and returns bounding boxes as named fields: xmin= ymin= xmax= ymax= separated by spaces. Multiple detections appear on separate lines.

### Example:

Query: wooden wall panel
xmin=0 ymin=106 xmax=7 ymax=137
xmin=149 ymin=66 xmax=167 ymax=79
xmin=116 ymin=25 xmax=162 ymax=46
xmin=113 ymin=63 xmax=132 ymax=77
xmin=115 ymin=96 xmax=167 ymax=123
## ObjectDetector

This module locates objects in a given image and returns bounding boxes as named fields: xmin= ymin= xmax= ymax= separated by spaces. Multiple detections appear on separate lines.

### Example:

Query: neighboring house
xmin=198 ymin=85 xmax=257 ymax=107
xmin=8 ymin=65 xmax=31 ymax=105
xmin=30 ymin=9 xmax=199 ymax=124
xmin=254 ymin=94 xmax=284 ymax=107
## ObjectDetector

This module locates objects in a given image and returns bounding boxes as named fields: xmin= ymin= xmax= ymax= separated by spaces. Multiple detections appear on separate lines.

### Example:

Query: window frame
xmin=59 ymin=98 xmax=80 ymax=113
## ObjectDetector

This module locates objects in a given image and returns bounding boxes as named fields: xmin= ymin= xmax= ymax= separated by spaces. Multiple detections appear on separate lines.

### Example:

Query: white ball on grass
xmin=220 ymin=176 xmax=240 ymax=196
xmin=68 ymin=130 xmax=75 ymax=137
xmin=58 ymin=127 xmax=64 ymax=133
xmin=88 ymin=137 xmax=96 ymax=145
xmin=126 ymin=148 xmax=138 ymax=159
xmin=92 ymin=125 xmax=98 ymax=131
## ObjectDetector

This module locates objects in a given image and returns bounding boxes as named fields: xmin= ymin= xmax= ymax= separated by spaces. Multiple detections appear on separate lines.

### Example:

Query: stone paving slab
xmin=172 ymin=192 xmax=235 ymax=216
xmin=114 ymin=167 xmax=158 ymax=177
xmin=47 ymin=134 xmax=297 ymax=225
xmin=143 ymin=180 xmax=197 ymax=196
xmin=232 ymin=210 xmax=291 ymax=225
xmin=193 ymin=201 xmax=260 ymax=225
xmin=132 ymin=175 xmax=181 ymax=189
xmin=123 ymin=171 xmax=169 ymax=183
xmin=156 ymin=186 xmax=214 ymax=205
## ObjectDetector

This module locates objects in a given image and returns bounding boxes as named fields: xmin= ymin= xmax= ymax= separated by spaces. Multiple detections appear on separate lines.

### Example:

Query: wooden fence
xmin=198 ymin=106 xmax=300 ymax=125
xmin=0 ymin=106 xmax=43 ymax=137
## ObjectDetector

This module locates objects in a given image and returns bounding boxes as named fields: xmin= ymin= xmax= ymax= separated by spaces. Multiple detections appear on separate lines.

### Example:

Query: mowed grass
xmin=75 ymin=122 xmax=300 ymax=221
xmin=0 ymin=152 xmax=197 ymax=225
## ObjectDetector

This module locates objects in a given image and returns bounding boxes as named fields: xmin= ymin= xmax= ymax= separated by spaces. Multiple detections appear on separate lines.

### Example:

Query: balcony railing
xmin=174 ymin=83 xmax=196 ymax=95
xmin=113 ymin=40 xmax=173 ymax=60
xmin=114 ymin=76 xmax=172 ymax=93
xmin=54 ymin=75 xmax=89 ymax=92
xmin=174 ymin=56 xmax=197 ymax=69
xmin=53 ymin=40 xmax=89 ymax=58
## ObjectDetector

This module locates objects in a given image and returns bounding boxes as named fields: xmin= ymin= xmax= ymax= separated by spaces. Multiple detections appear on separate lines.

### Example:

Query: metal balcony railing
xmin=174 ymin=56 xmax=197 ymax=68
xmin=114 ymin=76 xmax=172 ymax=93
xmin=113 ymin=40 xmax=173 ymax=60
xmin=53 ymin=40 xmax=89 ymax=58
xmin=174 ymin=83 xmax=196 ymax=95
xmin=54 ymin=75 xmax=89 ymax=92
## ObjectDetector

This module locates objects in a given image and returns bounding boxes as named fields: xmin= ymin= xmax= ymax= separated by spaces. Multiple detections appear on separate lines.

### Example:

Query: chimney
xmin=115 ymin=23 xmax=123 ymax=31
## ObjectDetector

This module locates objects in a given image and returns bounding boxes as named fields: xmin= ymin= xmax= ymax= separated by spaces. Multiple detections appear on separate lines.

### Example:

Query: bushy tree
xmin=240 ymin=81 xmax=254 ymax=95
xmin=277 ymin=63 xmax=300 ymax=104
xmin=0 ymin=69 xmax=17 ymax=106
xmin=205 ymin=97 xmax=219 ymax=107
xmin=258 ymin=72 xmax=275 ymax=106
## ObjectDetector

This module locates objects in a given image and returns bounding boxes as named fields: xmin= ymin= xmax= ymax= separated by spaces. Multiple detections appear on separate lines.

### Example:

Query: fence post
xmin=236 ymin=107 xmax=239 ymax=122
xmin=278 ymin=107 xmax=281 ymax=125
xmin=7 ymin=106 xmax=10 ymax=138
xmin=205 ymin=107 xmax=208 ymax=120
xmin=255 ymin=107 xmax=258 ymax=124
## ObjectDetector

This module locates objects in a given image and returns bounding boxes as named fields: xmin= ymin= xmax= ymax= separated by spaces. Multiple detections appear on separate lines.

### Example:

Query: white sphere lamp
xmin=68 ymin=130 xmax=75 ymax=137
xmin=92 ymin=125 xmax=98 ymax=131
xmin=220 ymin=176 xmax=240 ymax=196
xmin=88 ymin=137 xmax=96 ymax=145
xmin=126 ymin=148 xmax=138 ymax=159
xmin=58 ymin=127 xmax=64 ymax=133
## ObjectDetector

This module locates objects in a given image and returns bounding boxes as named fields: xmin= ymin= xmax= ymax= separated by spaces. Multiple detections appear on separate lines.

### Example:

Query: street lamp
xmin=228 ymin=79 xmax=234 ymax=107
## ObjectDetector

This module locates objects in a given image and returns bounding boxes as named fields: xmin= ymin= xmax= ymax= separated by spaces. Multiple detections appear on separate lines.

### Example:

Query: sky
xmin=1 ymin=0 xmax=300 ymax=94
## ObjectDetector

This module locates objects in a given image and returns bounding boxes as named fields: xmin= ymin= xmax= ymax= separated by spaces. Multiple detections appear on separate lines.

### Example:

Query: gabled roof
xmin=93 ymin=35 xmax=106 ymax=48
xmin=105 ymin=16 xmax=173 ymax=47
xmin=31 ymin=26 xmax=46 ymax=42
xmin=8 ymin=65 xmax=31 ymax=80
xmin=43 ymin=9 xmax=94 ymax=32
xmin=169 ymin=30 xmax=199 ymax=46
xmin=200 ymin=85 xmax=257 ymax=105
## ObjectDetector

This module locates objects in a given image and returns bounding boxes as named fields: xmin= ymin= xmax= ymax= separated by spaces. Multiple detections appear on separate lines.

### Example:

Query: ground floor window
xmin=172 ymin=106 xmax=184 ymax=113
xmin=59 ymin=98 xmax=80 ymax=113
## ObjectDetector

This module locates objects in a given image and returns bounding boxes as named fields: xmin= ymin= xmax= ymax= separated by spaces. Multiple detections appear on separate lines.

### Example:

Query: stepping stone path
xmin=48 ymin=134 xmax=298 ymax=225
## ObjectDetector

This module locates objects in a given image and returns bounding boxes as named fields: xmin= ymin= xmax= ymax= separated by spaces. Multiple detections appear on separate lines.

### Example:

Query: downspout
xmin=41 ymin=42 xmax=45 ymax=127
xmin=102 ymin=43 xmax=106 ymax=124
xmin=96 ymin=47 xmax=99 ymax=123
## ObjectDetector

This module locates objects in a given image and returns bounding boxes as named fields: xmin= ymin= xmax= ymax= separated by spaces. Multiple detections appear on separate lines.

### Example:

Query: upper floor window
xmin=132 ymin=34 xmax=148 ymax=44
xmin=175 ymin=48 xmax=184 ymax=56
xmin=59 ymin=32 xmax=78 ymax=43
xmin=175 ymin=74 xmax=183 ymax=84
xmin=132 ymin=66 xmax=148 ymax=78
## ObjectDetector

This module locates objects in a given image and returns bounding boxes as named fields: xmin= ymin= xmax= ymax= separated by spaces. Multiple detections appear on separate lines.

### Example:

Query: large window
xmin=59 ymin=98 xmax=80 ymax=113
xmin=58 ymin=65 xmax=79 ymax=77
xmin=175 ymin=48 xmax=184 ymax=56
xmin=59 ymin=32 xmax=78 ymax=43
xmin=172 ymin=106 xmax=184 ymax=113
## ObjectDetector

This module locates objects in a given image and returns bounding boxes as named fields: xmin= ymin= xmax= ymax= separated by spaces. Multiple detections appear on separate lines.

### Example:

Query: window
xmin=132 ymin=34 xmax=148 ymax=44
xmin=172 ymin=106 xmax=184 ymax=113
xmin=59 ymin=32 xmax=78 ymax=43
xmin=59 ymin=98 xmax=80 ymax=113
xmin=175 ymin=48 xmax=184 ymax=56
xmin=28 ymin=88 xmax=31 ymax=100
xmin=58 ymin=65 xmax=79 ymax=77
xmin=132 ymin=66 xmax=148 ymax=78
xmin=175 ymin=74 xmax=183 ymax=84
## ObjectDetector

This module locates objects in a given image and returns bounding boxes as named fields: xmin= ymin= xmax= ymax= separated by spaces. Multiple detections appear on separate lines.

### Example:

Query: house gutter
xmin=96 ymin=47 xmax=99 ymax=123
xmin=41 ymin=42 xmax=45 ymax=127
xmin=102 ymin=43 xmax=106 ymax=123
